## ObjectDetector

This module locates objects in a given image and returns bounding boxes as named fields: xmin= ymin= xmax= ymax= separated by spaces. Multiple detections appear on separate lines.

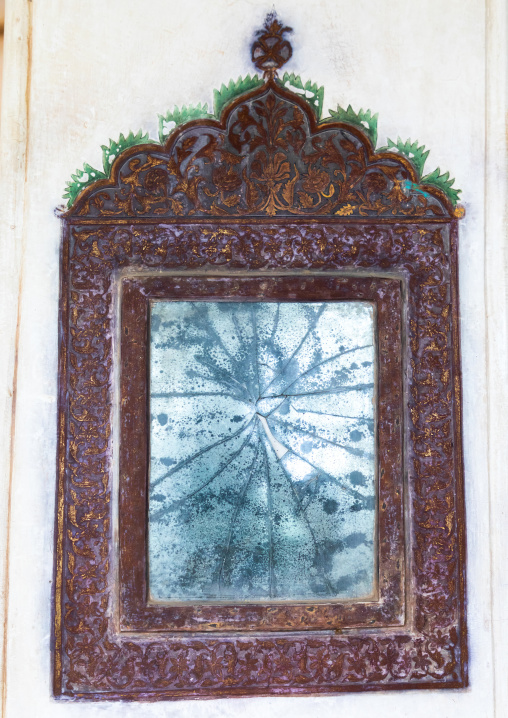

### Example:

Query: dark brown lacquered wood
xmin=119 ymin=275 xmax=404 ymax=632
xmin=53 ymin=17 xmax=466 ymax=698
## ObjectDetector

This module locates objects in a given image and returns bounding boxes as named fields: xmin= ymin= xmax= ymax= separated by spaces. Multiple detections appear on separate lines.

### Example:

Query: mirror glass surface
xmin=149 ymin=300 xmax=376 ymax=602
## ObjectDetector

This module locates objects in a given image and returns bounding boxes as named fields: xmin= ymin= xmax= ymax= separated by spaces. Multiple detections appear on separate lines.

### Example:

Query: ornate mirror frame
xmin=53 ymin=15 xmax=466 ymax=700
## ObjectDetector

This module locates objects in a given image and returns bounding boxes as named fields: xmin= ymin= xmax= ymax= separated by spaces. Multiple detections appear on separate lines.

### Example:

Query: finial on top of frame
xmin=251 ymin=12 xmax=293 ymax=79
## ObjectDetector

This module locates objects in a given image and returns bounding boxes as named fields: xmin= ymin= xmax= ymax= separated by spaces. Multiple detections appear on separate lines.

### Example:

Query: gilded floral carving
xmin=67 ymin=86 xmax=453 ymax=221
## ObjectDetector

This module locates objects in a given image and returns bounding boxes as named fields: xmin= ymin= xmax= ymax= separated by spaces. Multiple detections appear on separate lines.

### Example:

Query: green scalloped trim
xmin=158 ymin=104 xmax=214 ymax=143
xmin=63 ymin=79 xmax=462 ymax=209
xmin=421 ymin=167 xmax=461 ymax=205
xmin=63 ymin=163 xmax=107 ymax=206
xmin=376 ymin=137 xmax=461 ymax=205
xmin=279 ymin=73 xmax=324 ymax=119
xmin=379 ymin=138 xmax=430 ymax=179
xmin=213 ymin=75 xmax=264 ymax=118
xmin=101 ymin=130 xmax=155 ymax=173
xmin=324 ymin=105 xmax=378 ymax=148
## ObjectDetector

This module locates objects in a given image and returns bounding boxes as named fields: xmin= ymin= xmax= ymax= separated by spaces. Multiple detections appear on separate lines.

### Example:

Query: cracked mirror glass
xmin=149 ymin=300 xmax=376 ymax=602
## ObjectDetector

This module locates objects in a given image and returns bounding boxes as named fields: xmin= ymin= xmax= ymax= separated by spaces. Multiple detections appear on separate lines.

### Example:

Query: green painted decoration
xmin=63 ymin=163 xmax=107 ymax=207
xmin=213 ymin=74 xmax=264 ymax=119
xmin=101 ymin=130 xmax=155 ymax=173
xmin=420 ymin=167 xmax=461 ymax=206
xmin=158 ymin=103 xmax=213 ymax=143
xmin=325 ymin=105 xmax=379 ymax=148
xmin=280 ymin=72 xmax=324 ymax=119
xmin=379 ymin=138 xmax=430 ymax=179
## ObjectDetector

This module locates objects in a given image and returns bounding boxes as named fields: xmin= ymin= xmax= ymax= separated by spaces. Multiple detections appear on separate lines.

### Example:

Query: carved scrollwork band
xmin=54 ymin=219 xmax=466 ymax=698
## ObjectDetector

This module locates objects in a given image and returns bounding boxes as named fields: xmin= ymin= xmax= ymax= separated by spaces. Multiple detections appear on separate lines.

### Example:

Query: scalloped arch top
xmin=66 ymin=81 xmax=453 ymax=220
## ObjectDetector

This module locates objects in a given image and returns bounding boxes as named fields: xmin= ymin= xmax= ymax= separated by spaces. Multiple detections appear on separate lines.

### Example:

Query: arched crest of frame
xmin=64 ymin=79 xmax=454 ymax=221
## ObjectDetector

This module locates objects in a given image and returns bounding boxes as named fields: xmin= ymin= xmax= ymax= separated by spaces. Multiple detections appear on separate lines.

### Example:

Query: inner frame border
xmin=118 ymin=274 xmax=404 ymax=632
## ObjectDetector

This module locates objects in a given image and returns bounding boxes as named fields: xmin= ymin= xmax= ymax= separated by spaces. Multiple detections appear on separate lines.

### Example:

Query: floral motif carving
xmin=55 ymin=219 xmax=466 ymax=699
xmin=66 ymin=85 xmax=453 ymax=221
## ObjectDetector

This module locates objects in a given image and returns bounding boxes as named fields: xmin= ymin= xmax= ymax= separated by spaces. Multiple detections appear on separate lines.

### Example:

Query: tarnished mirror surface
xmin=149 ymin=300 xmax=376 ymax=602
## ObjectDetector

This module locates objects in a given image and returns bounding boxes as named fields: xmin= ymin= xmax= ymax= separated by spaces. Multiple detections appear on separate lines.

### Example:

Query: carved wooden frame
xmin=54 ymin=76 xmax=466 ymax=700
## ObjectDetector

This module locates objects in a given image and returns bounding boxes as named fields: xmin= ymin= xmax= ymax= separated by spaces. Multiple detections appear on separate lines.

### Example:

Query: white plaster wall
xmin=0 ymin=0 xmax=506 ymax=716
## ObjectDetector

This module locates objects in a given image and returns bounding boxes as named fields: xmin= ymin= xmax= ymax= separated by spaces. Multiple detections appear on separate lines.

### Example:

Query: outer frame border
xmin=52 ymin=217 xmax=466 ymax=700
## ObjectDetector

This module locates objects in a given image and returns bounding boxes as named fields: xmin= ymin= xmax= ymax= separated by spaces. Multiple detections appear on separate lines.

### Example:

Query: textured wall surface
xmin=0 ymin=0 xmax=506 ymax=716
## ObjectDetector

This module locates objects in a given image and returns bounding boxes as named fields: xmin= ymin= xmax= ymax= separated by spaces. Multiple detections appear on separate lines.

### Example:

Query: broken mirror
xmin=149 ymin=300 xmax=377 ymax=603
